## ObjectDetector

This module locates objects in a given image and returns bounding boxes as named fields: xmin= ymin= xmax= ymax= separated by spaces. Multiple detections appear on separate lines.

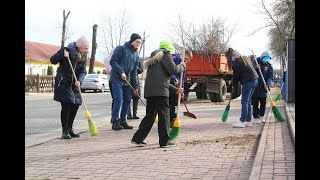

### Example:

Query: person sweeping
xmin=250 ymin=52 xmax=274 ymax=124
xmin=50 ymin=36 xmax=90 ymax=139
xmin=131 ymin=40 xmax=186 ymax=148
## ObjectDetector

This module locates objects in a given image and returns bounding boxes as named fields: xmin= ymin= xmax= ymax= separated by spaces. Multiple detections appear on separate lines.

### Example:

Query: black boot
xmin=121 ymin=120 xmax=133 ymax=129
xmin=112 ymin=120 xmax=123 ymax=131
xmin=68 ymin=128 xmax=80 ymax=138
xmin=62 ymin=129 xmax=71 ymax=139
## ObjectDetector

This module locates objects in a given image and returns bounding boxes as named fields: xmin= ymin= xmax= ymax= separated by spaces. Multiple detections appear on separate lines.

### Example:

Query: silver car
xmin=80 ymin=74 xmax=109 ymax=93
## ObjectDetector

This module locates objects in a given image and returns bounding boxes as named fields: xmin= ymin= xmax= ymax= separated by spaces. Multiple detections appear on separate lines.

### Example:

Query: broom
xmin=182 ymin=98 xmax=197 ymax=119
xmin=123 ymin=79 xmax=160 ymax=124
xmin=221 ymin=89 xmax=232 ymax=123
xmin=274 ymin=82 xmax=283 ymax=101
xmin=251 ymin=50 xmax=285 ymax=122
xmin=67 ymin=57 xmax=98 ymax=136
xmin=169 ymin=35 xmax=186 ymax=141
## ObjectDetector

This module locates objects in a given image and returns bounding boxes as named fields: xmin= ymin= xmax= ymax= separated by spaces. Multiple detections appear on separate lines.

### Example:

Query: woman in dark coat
xmin=225 ymin=48 xmax=259 ymax=128
xmin=50 ymin=36 xmax=90 ymax=139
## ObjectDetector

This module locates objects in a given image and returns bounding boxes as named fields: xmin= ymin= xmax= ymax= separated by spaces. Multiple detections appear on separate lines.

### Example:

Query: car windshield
xmin=85 ymin=74 xmax=99 ymax=78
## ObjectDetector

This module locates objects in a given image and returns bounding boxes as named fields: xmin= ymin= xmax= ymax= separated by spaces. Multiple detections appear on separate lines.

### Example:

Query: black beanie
xmin=130 ymin=33 xmax=142 ymax=43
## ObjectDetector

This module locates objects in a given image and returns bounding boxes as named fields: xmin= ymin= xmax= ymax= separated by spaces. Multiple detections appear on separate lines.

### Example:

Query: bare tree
xmin=61 ymin=10 xmax=71 ymax=49
xmin=168 ymin=14 xmax=236 ymax=55
xmin=99 ymin=9 xmax=131 ymax=57
xmin=252 ymin=0 xmax=295 ymax=70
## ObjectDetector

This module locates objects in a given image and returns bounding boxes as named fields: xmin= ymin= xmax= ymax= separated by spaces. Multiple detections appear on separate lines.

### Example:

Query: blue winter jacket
xmin=252 ymin=58 xmax=274 ymax=98
xmin=109 ymin=41 xmax=139 ymax=89
xmin=50 ymin=42 xmax=87 ymax=104
xmin=170 ymin=54 xmax=186 ymax=88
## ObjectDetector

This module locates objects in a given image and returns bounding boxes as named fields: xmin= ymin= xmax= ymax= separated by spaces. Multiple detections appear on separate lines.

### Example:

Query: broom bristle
xmin=88 ymin=117 xmax=98 ymax=136
xmin=221 ymin=104 xmax=230 ymax=123
xmin=169 ymin=118 xmax=180 ymax=141
xmin=272 ymin=106 xmax=285 ymax=122
xmin=274 ymin=93 xmax=281 ymax=101
xmin=183 ymin=112 xmax=197 ymax=119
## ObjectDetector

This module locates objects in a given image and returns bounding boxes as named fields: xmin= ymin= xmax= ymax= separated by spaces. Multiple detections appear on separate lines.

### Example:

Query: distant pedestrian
xmin=131 ymin=40 xmax=186 ymax=148
xmin=109 ymin=33 xmax=142 ymax=130
xmin=105 ymin=49 xmax=115 ymax=123
xmin=50 ymin=35 xmax=90 ymax=139
xmin=251 ymin=51 xmax=274 ymax=124
xmin=127 ymin=58 xmax=143 ymax=119
xmin=225 ymin=48 xmax=258 ymax=128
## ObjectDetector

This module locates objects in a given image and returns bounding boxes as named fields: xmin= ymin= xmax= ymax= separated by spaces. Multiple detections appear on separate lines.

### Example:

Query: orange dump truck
xmin=183 ymin=52 xmax=237 ymax=102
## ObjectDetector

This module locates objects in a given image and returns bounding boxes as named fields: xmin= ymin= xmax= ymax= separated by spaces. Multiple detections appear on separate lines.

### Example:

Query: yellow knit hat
xmin=159 ymin=40 xmax=174 ymax=52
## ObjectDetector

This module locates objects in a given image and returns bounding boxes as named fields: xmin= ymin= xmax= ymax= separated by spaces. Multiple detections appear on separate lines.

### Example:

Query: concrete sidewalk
xmin=25 ymin=94 xmax=295 ymax=179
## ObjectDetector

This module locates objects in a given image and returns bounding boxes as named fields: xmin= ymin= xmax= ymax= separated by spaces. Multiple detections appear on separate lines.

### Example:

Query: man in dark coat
xmin=131 ymin=40 xmax=186 ymax=148
xmin=50 ymin=36 xmax=89 ymax=139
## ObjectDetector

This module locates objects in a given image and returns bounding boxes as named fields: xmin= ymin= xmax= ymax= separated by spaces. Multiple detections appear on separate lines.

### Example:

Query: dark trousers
xmin=132 ymin=96 xmax=170 ymax=146
xmin=169 ymin=92 xmax=178 ymax=125
xmin=252 ymin=96 xmax=267 ymax=118
xmin=128 ymin=86 xmax=141 ymax=117
xmin=109 ymin=81 xmax=114 ymax=123
xmin=60 ymin=102 xmax=80 ymax=132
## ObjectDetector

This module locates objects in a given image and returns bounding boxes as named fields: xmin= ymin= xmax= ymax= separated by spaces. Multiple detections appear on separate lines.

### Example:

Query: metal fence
xmin=25 ymin=74 xmax=55 ymax=93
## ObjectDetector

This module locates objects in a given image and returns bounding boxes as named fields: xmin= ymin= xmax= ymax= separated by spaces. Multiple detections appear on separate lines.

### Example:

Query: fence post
xmin=36 ymin=74 xmax=40 ymax=93
xmin=52 ymin=75 xmax=54 ymax=92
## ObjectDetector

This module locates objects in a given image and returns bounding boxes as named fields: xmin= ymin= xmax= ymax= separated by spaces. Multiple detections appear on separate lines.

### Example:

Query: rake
xmin=66 ymin=57 xmax=98 ymax=136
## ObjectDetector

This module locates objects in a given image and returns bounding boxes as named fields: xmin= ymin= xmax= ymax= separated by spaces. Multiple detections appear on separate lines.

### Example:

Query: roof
xmin=25 ymin=41 xmax=105 ymax=67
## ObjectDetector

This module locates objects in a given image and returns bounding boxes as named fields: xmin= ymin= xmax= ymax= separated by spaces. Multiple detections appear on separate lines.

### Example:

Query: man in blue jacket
xmin=110 ymin=33 xmax=141 ymax=130
xmin=251 ymin=51 xmax=274 ymax=124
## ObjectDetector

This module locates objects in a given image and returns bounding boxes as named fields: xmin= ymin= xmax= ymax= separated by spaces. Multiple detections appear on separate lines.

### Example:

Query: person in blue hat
xmin=250 ymin=51 xmax=274 ymax=124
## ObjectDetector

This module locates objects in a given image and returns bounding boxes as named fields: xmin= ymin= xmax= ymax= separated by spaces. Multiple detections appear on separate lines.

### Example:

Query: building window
xmin=42 ymin=69 xmax=46 ymax=75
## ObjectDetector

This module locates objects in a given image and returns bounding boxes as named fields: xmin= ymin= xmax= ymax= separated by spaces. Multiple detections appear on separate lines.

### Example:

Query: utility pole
xmin=89 ymin=24 xmax=98 ymax=74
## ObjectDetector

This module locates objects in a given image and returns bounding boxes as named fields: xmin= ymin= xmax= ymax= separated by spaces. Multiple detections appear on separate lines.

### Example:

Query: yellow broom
xmin=67 ymin=56 xmax=98 ymax=136
xmin=251 ymin=50 xmax=285 ymax=122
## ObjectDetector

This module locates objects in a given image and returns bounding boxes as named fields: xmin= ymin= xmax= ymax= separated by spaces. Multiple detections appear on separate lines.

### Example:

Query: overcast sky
xmin=25 ymin=0 xmax=276 ymax=67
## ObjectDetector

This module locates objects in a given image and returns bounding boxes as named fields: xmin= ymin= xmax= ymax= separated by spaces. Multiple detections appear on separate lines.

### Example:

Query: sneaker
xmin=133 ymin=116 xmax=140 ymax=119
xmin=127 ymin=116 xmax=134 ymax=120
xmin=160 ymin=142 xmax=177 ymax=148
xmin=232 ymin=121 xmax=245 ymax=128
xmin=131 ymin=140 xmax=147 ymax=147
xmin=121 ymin=121 xmax=133 ymax=129
xmin=260 ymin=116 xmax=265 ymax=123
xmin=245 ymin=122 xmax=253 ymax=127
xmin=253 ymin=118 xmax=261 ymax=124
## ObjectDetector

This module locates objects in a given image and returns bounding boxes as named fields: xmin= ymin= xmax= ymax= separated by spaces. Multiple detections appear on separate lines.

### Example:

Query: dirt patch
xmin=185 ymin=134 xmax=260 ymax=146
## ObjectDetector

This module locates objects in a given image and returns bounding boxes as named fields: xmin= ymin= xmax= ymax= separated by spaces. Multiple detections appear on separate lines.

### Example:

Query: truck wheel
xmin=209 ymin=92 xmax=218 ymax=102
xmin=216 ymin=80 xmax=227 ymax=102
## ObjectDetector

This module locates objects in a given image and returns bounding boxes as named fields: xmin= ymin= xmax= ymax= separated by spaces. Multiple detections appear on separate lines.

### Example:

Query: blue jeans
xmin=111 ymin=82 xmax=132 ymax=122
xmin=240 ymin=79 xmax=258 ymax=122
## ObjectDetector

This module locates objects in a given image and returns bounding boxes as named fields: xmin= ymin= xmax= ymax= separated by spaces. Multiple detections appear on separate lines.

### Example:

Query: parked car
xmin=80 ymin=74 xmax=109 ymax=93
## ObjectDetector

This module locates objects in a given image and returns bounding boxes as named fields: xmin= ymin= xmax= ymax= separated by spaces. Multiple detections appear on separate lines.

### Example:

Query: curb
xmin=248 ymin=107 xmax=271 ymax=180
xmin=285 ymin=103 xmax=295 ymax=149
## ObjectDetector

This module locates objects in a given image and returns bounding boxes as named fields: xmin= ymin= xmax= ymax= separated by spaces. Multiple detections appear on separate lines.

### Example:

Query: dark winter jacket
xmin=252 ymin=58 xmax=274 ymax=98
xmin=109 ymin=41 xmax=139 ymax=89
xmin=143 ymin=49 xmax=186 ymax=98
xmin=231 ymin=54 xmax=259 ymax=87
xmin=50 ymin=42 xmax=87 ymax=104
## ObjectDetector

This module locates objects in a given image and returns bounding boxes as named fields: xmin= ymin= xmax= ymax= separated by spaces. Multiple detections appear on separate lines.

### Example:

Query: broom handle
xmin=66 ymin=56 xmax=89 ymax=111
xmin=251 ymin=50 xmax=273 ymax=102
xmin=182 ymin=98 xmax=190 ymax=113
xmin=124 ymin=79 xmax=147 ymax=107
xmin=176 ymin=38 xmax=186 ymax=120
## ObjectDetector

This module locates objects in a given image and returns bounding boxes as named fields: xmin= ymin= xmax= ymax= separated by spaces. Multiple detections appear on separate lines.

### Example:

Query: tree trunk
xmin=89 ymin=24 xmax=98 ymax=74
xmin=61 ymin=10 xmax=70 ymax=49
